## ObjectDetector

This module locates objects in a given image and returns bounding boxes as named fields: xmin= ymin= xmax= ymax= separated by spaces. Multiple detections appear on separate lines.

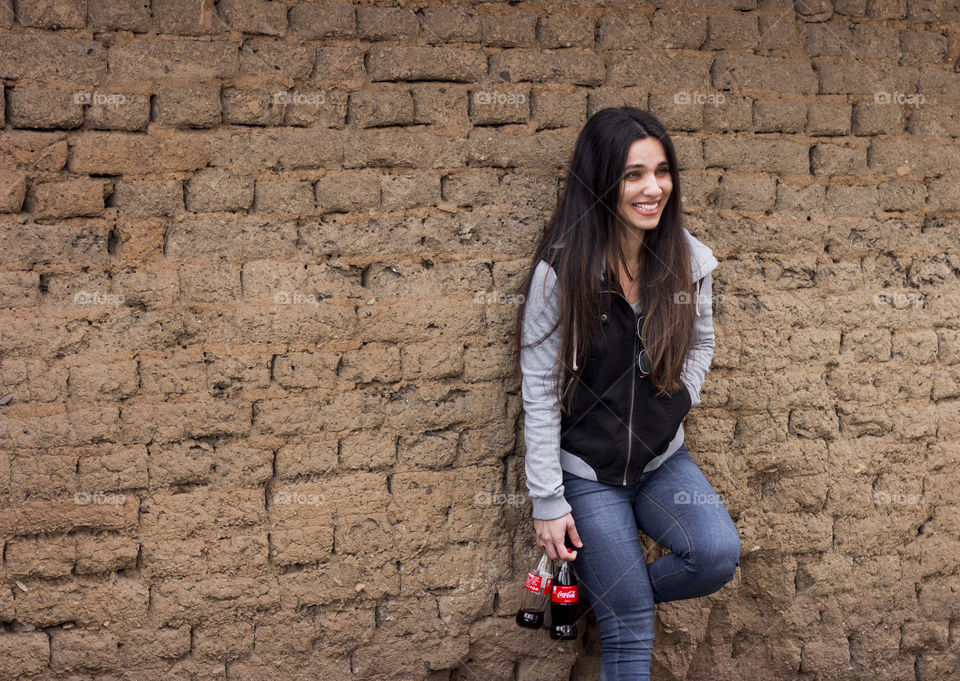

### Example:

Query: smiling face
xmin=616 ymin=137 xmax=673 ymax=235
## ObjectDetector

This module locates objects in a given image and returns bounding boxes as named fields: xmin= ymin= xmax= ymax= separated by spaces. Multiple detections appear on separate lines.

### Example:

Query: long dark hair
xmin=513 ymin=107 xmax=695 ymax=413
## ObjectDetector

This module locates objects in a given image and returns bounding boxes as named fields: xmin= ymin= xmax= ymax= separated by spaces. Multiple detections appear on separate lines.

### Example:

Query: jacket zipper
xmin=623 ymin=327 xmax=637 ymax=485
xmin=604 ymin=284 xmax=640 ymax=486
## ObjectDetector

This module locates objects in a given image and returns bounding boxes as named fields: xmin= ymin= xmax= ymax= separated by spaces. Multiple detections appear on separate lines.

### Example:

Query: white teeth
xmin=633 ymin=202 xmax=658 ymax=209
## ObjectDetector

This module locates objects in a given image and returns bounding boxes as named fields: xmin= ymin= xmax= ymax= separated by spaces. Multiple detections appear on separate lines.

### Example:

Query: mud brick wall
xmin=0 ymin=0 xmax=959 ymax=679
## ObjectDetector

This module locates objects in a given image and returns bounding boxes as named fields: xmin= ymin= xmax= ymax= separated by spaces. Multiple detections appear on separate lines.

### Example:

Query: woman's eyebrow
xmin=624 ymin=161 xmax=669 ymax=170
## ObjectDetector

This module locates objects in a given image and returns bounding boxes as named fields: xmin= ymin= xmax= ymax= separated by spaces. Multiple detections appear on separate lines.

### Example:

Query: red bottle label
xmin=552 ymin=585 xmax=578 ymax=603
xmin=524 ymin=572 xmax=542 ymax=593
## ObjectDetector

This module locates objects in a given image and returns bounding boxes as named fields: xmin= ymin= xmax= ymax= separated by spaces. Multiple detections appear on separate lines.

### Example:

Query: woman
xmin=515 ymin=107 xmax=740 ymax=680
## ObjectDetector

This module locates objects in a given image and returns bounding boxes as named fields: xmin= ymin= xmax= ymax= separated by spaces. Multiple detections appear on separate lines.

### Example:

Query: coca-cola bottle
xmin=516 ymin=551 xmax=554 ymax=629
xmin=550 ymin=558 xmax=578 ymax=640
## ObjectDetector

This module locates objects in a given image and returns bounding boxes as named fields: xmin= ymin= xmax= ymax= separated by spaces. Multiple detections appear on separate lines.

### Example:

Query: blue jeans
xmin=561 ymin=443 xmax=740 ymax=681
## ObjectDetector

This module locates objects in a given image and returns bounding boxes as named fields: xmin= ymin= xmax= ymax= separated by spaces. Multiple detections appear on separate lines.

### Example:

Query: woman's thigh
xmin=633 ymin=446 xmax=740 ymax=596
xmin=562 ymin=471 xmax=656 ymax=636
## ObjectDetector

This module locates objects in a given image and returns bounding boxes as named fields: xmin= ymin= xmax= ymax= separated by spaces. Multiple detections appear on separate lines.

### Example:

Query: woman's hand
xmin=534 ymin=512 xmax=583 ymax=562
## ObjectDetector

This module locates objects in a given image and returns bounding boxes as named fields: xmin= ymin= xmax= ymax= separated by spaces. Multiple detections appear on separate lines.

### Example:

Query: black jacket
xmin=559 ymin=278 xmax=693 ymax=486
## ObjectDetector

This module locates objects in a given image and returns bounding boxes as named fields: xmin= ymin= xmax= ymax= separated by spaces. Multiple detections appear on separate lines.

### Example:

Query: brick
xmin=825 ymin=185 xmax=879 ymax=216
xmin=289 ymin=2 xmax=355 ymax=39
xmin=596 ymin=14 xmax=651 ymax=51
xmin=113 ymin=179 xmax=184 ymax=218
xmin=15 ymin=0 xmax=85 ymax=28
xmin=417 ymin=7 xmax=482 ymax=43
xmin=0 ymin=216 xmax=112 ymax=267
xmin=531 ymin=89 xmax=586 ymax=130
xmin=480 ymin=12 xmax=538 ymax=47
xmin=651 ymin=9 xmax=706 ymax=49
xmin=868 ymin=138 xmax=960 ymax=177
xmin=704 ymin=138 xmax=810 ymax=174
xmin=753 ymin=99 xmax=808 ymax=133
xmin=281 ymin=87 xmax=345 ymax=127
xmin=878 ymin=179 xmax=926 ymax=211
xmin=757 ymin=13 xmax=802 ymax=52
xmin=812 ymin=143 xmax=868 ymax=176
xmin=608 ymin=53 xmax=712 ymax=90
xmin=186 ymin=168 xmax=254 ymax=212
xmin=208 ymin=127 xmax=342 ymax=172
xmin=340 ymin=343 xmax=402 ymax=383
xmin=68 ymin=360 xmax=139 ymax=401
xmin=51 ymin=629 xmax=120 ymax=672
xmin=411 ymin=84 xmax=468 ymax=126
xmin=108 ymin=41 xmax=238 ymax=81
xmin=851 ymin=101 xmax=904 ymax=135
xmin=89 ymin=0 xmax=152 ymax=31
xmin=649 ymin=92 xmax=703 ymax=132
xmin=357 ymin=6 xmax=418 ymax=40
xmin=704 ymin=13 xmax=759 ymax=50
xmin=69 ymin=131 xmax=211 ymax=174
xmin=0 ymin=35 xmax=106 ymax=83
xmin=717 ymin=172 xmax=776 ymax=211
xmin=806 ymin=102 xmax=852 ymax=136
xmin=0 ymin=271 xmax=39 ymax=307
xmin=349 ymin=89 xmax=415 ymax=128
xmin=469 ymin=84 xmax=530 ymax=124
xmin=222 ymin=86 xmax=283 ymax=126
xmin=219 ymin=0 xmax=287 ymax=36
xmin=467 ymin=127 xmax=576 ymax=169
xmin=380 ymin=171 xmax=441 ymax=211
xmin=343 ymin=129 xmax=467 ymax=169
xmin=239 ymin=37 xmax=314 ymax=79
xmin=312 ymin=46 xmax=365 ymax=82
xmin=0 ymin=170 xmax=27 ymax=212
xmin=537 ymin=14 xmax=595 ymax=48
xmin=75 ymin=534 xmax=140 ymax=574
xmin=908 ymin=103 xmax=960 ymax=137
xmin=0 ymin=131 xmax=69 ymax=172
xmin=367 ymin=46 xmax=486 ymax=83
xmin=900 ymin=30 xmax=949 ymax=65
xmin=817 ymin=63 xmax=918 ymax=96
xmin=907 ymin=0 xmax=958 ymax=21
xmin=166 ymin=215 xmax=296 ymax=260
xmin=702 ymin=95 xmax=751 ymax=132
xmin=314 ymin=170 xmax=381 ymax=213
xmin=713 ymin=54 xmax=818 ymax=95
xmin=0 ymin=633 xmax=49 ymax=678
xmin=154 ymin=83 xmax=222 ymax=128
xmin=153 ymin=0 xmax=231 ymax=35
xmin=339 ymin=430 xmax=395 ymax=469
xmin=85 ymin=92 xmax=151 ymax=131
xmin=119 ymin=626 xmax=191 ymax=665
xmin=7 ymin=87 xmax=84 ymax=129
xmin=5 ymin=535 xmax=75 ymax=578
xmin=78 ymin=446 xmax=148 ymax=492
xmin=30 ymin=179 xmax=109 ymax=219
xmin=253 ymin=181 xmax=315 ymax=215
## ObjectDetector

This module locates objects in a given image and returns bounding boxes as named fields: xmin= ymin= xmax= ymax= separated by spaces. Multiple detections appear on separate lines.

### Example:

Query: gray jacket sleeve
xmin=679 ymin=271 xmax=716 ymax=408
xmin=520 ymin=259 xmax=573 ymax=521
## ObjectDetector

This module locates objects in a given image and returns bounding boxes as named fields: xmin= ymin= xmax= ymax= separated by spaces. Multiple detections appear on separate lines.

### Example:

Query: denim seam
xmin=637 ymin=486 xmax=696 ymax=588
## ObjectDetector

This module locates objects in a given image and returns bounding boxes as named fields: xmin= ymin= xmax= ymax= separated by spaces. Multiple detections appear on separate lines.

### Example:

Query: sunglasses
xmin=636 ymin=314 xmax=650 ymax=376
